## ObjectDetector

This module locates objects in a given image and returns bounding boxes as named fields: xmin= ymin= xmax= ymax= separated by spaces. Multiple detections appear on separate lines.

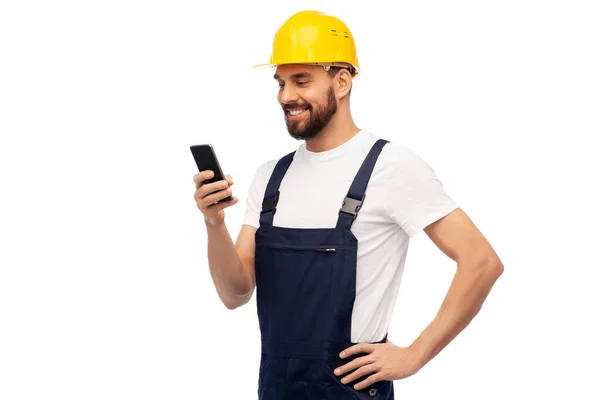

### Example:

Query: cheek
xmin=302 ymin=88 xmax=321 ymax=103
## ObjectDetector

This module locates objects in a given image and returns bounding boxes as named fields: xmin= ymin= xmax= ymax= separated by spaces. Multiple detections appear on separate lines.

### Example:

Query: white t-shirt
xmin=243 ymin=129 xmax=459 ymax=343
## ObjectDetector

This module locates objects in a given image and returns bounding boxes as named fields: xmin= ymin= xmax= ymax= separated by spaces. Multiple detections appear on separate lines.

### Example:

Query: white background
xmin=1 ymin=0 xmax=599 ymax=399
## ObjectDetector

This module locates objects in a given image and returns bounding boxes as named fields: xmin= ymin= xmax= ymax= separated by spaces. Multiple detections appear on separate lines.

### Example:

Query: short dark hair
xmin=326 ymin=65 xmax=355 ymax=78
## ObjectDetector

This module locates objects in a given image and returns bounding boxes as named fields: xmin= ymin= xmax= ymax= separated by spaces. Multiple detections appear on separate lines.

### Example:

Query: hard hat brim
xmin=252 ymin=63 xmax=276 ymax=69
xmin=252 ymin=62 xmax=359 ymax=77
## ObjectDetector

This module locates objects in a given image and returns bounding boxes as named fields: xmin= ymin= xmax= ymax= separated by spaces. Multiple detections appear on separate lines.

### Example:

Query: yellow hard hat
xmin=254 ymin=10 xmax=360 ymax=76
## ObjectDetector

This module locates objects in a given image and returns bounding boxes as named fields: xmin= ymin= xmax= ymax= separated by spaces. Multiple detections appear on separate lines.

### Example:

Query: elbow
xmin=461 ymin=253 xmax=504 ymax=277
xmin=224 ymin=301 xmax=240 ymax=311
xmin=462 ymin=254 xmax=504 ymax=281
xmin=483 ymin=255 xmax=504 ymax=281
xmin=221 ymin=289 xmax=254 ymax=311
xmin=222 ymin=296 xmax=244 ymax=310
xmin=217 ymin=276 xmax=255 ymax=311
xmin=222 ymin=298 xmax=244 ymax=310
xmin=496 ymin=260 xmax=505 ymax=277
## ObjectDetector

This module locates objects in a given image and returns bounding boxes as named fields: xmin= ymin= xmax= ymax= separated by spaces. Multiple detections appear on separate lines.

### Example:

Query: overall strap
xmin=336 ymin=139 xmax=389 ymax=230
xmin=259 ymin=151 xmax=295 ymax=227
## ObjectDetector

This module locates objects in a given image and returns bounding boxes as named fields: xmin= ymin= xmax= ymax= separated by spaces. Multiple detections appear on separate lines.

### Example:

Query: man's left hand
xmin=334 ymin=340 xmax=423 ymax=390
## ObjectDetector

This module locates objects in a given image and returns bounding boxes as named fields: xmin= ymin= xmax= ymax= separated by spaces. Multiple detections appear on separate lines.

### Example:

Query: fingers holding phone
xmin=194 ymin=170 xmax=235 ymax=204
xmin=193 ymin=170 xmax=239 ymax=225
xmin=190 ymin=144 xmax=240 ymax=225
xmin=194 ymin=171 xmax=234 ymax=190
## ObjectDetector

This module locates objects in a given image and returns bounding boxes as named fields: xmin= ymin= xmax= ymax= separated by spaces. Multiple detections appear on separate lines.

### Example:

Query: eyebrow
xmin=273 ymin=72 xmax=312 ymax=80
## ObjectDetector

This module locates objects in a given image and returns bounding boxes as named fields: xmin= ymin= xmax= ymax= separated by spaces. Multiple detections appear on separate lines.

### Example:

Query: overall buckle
xmin=261 ymin=190 xmax=280 ymax=215
xmin=339 ymin=194 xmax=365 ymax=219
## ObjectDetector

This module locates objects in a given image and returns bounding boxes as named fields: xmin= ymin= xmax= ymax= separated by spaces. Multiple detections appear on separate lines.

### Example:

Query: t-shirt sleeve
xmin=384 ymin=146 xmax=459 ymax=238
xmin=243 ymin=167 xmax=263 ymax=229
xmin=242 ymin=160 xmax=276 ymax=229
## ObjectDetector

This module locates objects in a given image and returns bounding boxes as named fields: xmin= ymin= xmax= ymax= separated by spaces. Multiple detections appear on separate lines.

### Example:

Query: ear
xmin=334 ymin=68 xmax=353 ymax=99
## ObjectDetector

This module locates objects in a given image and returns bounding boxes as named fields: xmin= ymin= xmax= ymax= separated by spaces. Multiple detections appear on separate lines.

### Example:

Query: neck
xmin=305 ymin=105 xmax=359 ymax=152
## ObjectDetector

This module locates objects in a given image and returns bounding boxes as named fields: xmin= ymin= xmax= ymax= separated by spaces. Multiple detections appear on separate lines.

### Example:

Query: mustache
xmin=282 ymin=102 xmax=312 ymax=111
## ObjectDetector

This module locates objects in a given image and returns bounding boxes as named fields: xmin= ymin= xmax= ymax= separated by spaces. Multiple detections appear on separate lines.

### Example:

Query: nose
xmin=279 ymin=83 xmax=298 ymax=105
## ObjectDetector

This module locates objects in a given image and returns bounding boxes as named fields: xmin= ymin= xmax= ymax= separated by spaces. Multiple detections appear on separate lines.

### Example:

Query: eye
xmin=296 ymin=81 xmax=308 ymax=86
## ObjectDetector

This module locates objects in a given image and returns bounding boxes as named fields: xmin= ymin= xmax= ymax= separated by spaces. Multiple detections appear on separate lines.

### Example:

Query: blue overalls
xmin=255 ymin=139 xmax=395 ymax=400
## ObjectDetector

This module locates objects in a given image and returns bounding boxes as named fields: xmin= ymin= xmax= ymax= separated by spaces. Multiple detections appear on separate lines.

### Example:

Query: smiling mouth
xmin=286 ymin=108 xmax=309 ymax=119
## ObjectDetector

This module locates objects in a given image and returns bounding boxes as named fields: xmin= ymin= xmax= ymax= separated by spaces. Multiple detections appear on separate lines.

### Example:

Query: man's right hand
xmin=193 ymin=170 xmax=239 ymax=226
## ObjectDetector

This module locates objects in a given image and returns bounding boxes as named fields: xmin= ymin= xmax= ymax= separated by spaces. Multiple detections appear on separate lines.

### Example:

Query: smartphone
xmin=190 ymin=144 xmax=233 ymax=203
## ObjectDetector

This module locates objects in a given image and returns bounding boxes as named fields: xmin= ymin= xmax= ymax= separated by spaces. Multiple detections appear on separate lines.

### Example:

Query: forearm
xmin=205 ymin=220 xmax=253 ymax=309
xmin=410 ymin=258 xmax=504 ymax=369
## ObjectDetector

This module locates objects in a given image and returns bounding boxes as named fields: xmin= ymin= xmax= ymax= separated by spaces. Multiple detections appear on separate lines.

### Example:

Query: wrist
xmin=204 ymin=216 xmax=225 ymax=228
xmin=408 ymin=337 xmax=432 ymax=371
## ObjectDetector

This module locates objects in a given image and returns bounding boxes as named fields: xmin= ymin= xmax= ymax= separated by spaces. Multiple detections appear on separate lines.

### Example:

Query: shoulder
xmin=250 ymin=149 xmax=296 ymax=186
xmin=368 ymin=135 xmax=434 ymax=178
xmin=255 ymin=158 xmax=279 ymax=177
xmin=381 ymin=140 xmax=427 ymax=166
xmin=258 ymin=150 xmax=295 ymax=174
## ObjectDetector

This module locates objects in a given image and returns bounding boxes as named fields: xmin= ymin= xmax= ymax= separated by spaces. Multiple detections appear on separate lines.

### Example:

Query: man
xmin=193 ymin=10 xmax=503 ymax=400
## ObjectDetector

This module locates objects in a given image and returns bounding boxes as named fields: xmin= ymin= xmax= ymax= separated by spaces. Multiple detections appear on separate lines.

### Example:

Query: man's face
xmin=274 ymin=64 xmax=338 ymax=141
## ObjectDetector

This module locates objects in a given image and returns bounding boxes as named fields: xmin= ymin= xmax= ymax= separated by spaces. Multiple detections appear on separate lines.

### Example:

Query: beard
xmin=283 ymin=86 xmax=338 ymax=141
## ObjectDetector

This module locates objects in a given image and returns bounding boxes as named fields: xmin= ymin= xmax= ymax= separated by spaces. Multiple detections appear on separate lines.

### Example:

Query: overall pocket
xmin=255 ymin=243 xmax=343 ymax=342
xmin=268 ymin=244 xmax=338 ymax=253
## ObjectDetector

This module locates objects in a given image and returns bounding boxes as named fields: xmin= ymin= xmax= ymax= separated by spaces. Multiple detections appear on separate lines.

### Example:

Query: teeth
xmin=289 ymin=109 xmax=306 ymax=116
